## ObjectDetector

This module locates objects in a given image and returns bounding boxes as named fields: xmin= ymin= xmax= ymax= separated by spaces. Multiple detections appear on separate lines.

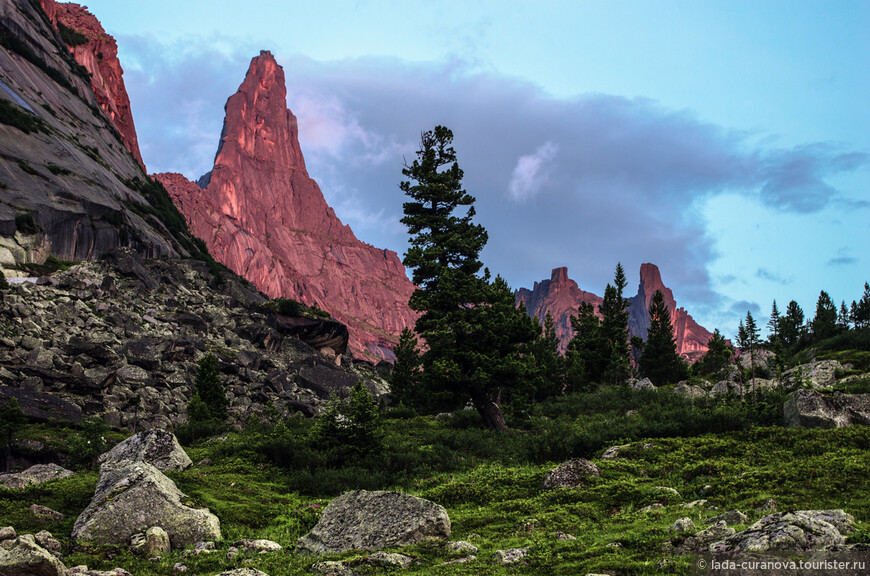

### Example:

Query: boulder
xmin=542 ymin=458 xmax=600 ymax=489
xmin=673 ymin=382 xmax=706 ymax=400
xmin=784 ymin=360 xmax=846 ymax=389
xmin=629 ymin=377 xmax=656 ymax=391
xmin=72 ymin=460 xmax=220 ymax=549
xmin=710 ymin=510 xmax=856 ymax=553
xmin=784 ymin=389 xmax=870 ymax=428
xmin=297 ymin=490 xmax=450 ymax=554
xmin=0 ymin=464 xmax=74 ymax=489
xmin=0 ymin=534 xmax=67 ymax=576
xmin=99 ymin=429 xmax=192 ymax=471
xmin=669 ymin=517 xmax=696 ymax=533
xmin=29 ymin=505 xmax=64 ymax=523
xmin=216 ymin=570 xmax=270 ymax=576
xmin=367 ymin=551 xmax=414 ymax=567
xmin=311 ymin=562 xmax=356 ymax=576
xmin=710 ymin=381 xmax=742 ymax=397
xmin=130 ymin=526 xmax=170 ymax=557
xmin=233 ymin=539 xmax=282 ymax=553
xmin=491 ymin=547 xmax=529 ymax=565
xmin=445 ymin=541 xmax=478 ymax=554
xmin=709 ymin=510 xmax=749 ymax=526
xmin=683 ymin=520 xmax=736 ymax=552
xmin=0 ymin=528 xmax=14 ymax=541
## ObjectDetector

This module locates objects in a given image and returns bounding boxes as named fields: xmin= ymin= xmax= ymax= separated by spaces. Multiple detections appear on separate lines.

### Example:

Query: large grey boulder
xmin=297 ymin=490 xmax=450 ymax=554
xmin=72 ymin=460 xmax=220 ymax=549
xmin=683 ymin=521 xmax=736 ymax=552
xmin=0 ymin=534 xmax=67 ymax=576
xmin=542 ymin=458 xmax=600 ymax=489
xmin=99 ymin=429 xmax=192 ymax=471
xmin=0 ymin=463 xmax=74 ymax=489
xmin=784 ymin=360 xmax=847 ymax=389
xmin=784 ymin=390 xmax=870 ymax=428
xmin=673 ymin=382 xmax=706 ymax=400
xmin=710 ymin=510 xmax=856 ymax=553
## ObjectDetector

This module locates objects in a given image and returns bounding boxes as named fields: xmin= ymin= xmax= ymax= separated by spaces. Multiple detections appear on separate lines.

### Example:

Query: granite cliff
xmin=156 ymin=52 xmax=418 ymax=362
xmin=0 ymin=0 xmax=189 ymax=272
xmin=517 ymin=264 xmax=713 ymax=361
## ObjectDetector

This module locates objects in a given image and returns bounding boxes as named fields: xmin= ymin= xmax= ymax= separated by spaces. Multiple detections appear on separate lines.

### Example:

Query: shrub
xmin=57 ymin=22 xmax=88 ymax=47
xmin=193 ymin=353 xmax=228 ymax=421
xmin=310 ymin=381 xmax=383 ymax=459
xmin=0 ymin=99 xmax=47 ymax=134
xmin=67 ymin=417 xmax=109 ymax=470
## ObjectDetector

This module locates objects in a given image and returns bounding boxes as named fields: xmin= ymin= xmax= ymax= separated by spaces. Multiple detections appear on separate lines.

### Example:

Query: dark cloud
xmin=120 ymin=38 xmax=867 ymax=326
xmin=729 ymin=300 xmax=762 ymax=318
xmin=828 ymin=256 xmax=857 ymax=266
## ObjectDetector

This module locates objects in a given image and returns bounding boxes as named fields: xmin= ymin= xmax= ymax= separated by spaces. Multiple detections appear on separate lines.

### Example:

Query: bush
xmin=0 ymin=99 xmax=47 ymax=134
xmin=57 ymin=22 xmax=88 ymax=47
xmin=310 ymin=381 xmax=383 ymax=459
xmin=193 ymin=353 xmax=227 ymax=421
xmin=67 ymin=417 xmax=109 ymax=470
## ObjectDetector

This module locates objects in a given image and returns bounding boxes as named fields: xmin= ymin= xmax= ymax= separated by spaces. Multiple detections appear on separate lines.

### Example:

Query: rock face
xmin=517 ymin=264 xmax=713 ymax=361
xmin=156 ymin=52 xmax=417 ymax=362
xmin=53 ymin=2 xmax=145 ymax=168
xmin=783 ymin=390 xmax=870 ymax=429
xmin=0 ymin=0 xmax=182 ymax=272
xmin=0 ymin=534 xmax=67 ymax=576
xmin=297 ymin=490 xmax=450 ymax=554
xmin=710 ymin=510 xmax=855 ymax=553
xmin=72 ymin=460 xmax=221 ymax=549
xmin=0 ymin=252 xmax=382 ymax=429
xmin=99 ymin=430 xmax=193 ymax=471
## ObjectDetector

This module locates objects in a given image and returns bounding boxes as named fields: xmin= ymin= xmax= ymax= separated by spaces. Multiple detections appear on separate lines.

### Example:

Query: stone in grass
xmin=30 ymin=504 xmax=64 ymax=522
xmin=72 ymin=461 xmax=220 ymax=549
xmin=367 ymin=551 xmax=414 ymax=567
xmin=640 ymin=503 xmax=664 ymax=513
xmin=445 ymin=540 xmax=478 ymax=554
xmin=311 ymin=561 xmax=357 ymax=576
xmin=0 ymin=534 xmax=67 ymax=576
xmin=297 ymin=490 xmax=450 ymax=554
xmin=233 ymin=538 xmax=282 ymax=553
xmin=0 ymin=463 xmax=74 ymax=489
xmin=669 ymin=517 xmax=696 ymax=533
xmin=68 ymin=567 xmax=134 ymax=576
xmin=0 ymin=527 xmax=15 ymax=541
xmin=99 ymin=429 xmax=192 ymax=471
xmin=217 ymin=569 xmax=271 ymax=576
xmin=492 ymin=547 xmax=530 ymax=565
xmin=33 ymin=530 xmax=62 ymax=555
xmin=710 ymin=509 xmax=856 ymax=554
xmin=541 ymin=458 xmax=600 ymax=489
xmin=683 ymin=521 xmax=736 ymax=552
xmin=708 ymin=510 xmax=749 ymax=526
xmin=130 ymin=526 xmax=170 ymax=557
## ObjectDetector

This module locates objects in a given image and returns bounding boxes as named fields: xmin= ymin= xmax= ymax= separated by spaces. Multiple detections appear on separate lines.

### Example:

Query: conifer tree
xmin=638 ymin=290 xmax=687 ymax=386
xmin=855 ymin=282 xmax=870 ymax=329
xmin=694 ymin=329 xmax=732 ymax=378
xmin=812 ymin=291 xmax=837 ymax=341
xmin=400 ymin=126 xmax=536 ymax=430
xmin=598 ymin=263 xmax=631 ymax=385
xmin=566 ymin=301 xmax=606 ymax=390
xmin=767 ymin=300 xmax=781 ymax=345
xmin=192 ymin=353 xmax=227 ymax=421
xmin=743 ymin=311 xmax=761 ymax=403
xmin=389 ymin=328 xmax=423 ymax=411
xmin=837 ymin=300 xmax=850 ymax=331
xmin=781 ymin=300 xmax=805 ymax=347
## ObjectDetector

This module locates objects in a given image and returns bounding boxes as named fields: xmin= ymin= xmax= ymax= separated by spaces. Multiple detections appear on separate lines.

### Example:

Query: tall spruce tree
xmin=837 ymin=300 xmax=850 ymax=331
xmin=743 ymin=311 xmax=761 ymax=403
xmin=812 ymin=291 xmax=837 ymax=341
xmin=598 ymin=263 xmax=631 ymax=385
xmin=566 ymin=301 xmax=606 ymax=390
xmin=638 ymin=290 xmax=686 ymax=386
xmin=781 ymin=300 xmax=805 ymax=347
xmin=389 ymin=327 xmax=423 ymax=411
xmin=855 ymin=282 xmax=870 ymax=329
xmin=400 ymin=126 xmax=536 ymax=430
xmin=694 ymin=329 xmax=732 ymax=378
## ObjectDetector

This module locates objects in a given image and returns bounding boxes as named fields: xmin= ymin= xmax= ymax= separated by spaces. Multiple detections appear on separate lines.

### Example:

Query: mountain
xmin=53 ymin=2 xmax=145 ymax=169
xmin=517 ymin=263 xmax=713 ymax=361
xmin=156 ymin=52 xmax=417 ymax=362
xmin=0 ymin=0 xmax=194 ymax=272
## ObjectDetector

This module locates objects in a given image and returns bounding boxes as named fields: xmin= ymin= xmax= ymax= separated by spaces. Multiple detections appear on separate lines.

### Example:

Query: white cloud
xmin=507 ymin=142 xmax=558 ymax=202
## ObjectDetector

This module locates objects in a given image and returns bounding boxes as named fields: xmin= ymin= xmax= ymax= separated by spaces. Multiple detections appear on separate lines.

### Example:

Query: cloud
xmin=755 ymin=268 xmax=792 ymax=284
xmin=828 ymin=256 xmax=857 ymax=266
xmin=508 ymin=142 xmax=558 ymax=202
xmin=119 ymin=37 xmax=867 ymax=332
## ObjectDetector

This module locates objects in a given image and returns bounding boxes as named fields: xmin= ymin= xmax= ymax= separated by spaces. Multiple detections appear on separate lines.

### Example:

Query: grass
xmin=0 ymin=98 xmax=47 ymax=134
xmin=2 ymin=385 xmax=868 ymax=575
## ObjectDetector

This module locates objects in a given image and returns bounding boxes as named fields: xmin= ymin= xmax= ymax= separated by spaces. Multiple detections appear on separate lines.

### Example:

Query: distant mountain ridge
xmin=517 ymin=264 xmax=713 ymax=361
xmin=156 ymin=52 xmax=418 ymax=362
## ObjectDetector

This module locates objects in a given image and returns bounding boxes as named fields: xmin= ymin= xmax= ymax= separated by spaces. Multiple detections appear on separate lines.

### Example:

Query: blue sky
xmin=65 ymin=0 xmax=869 ymax=338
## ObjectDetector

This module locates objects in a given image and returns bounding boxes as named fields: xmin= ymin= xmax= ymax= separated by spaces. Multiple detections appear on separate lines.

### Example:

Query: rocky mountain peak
xmin=157 ymin=53 xmax=417 ymax=362
xmin=518 ymin=264 xmax=713 ymax=361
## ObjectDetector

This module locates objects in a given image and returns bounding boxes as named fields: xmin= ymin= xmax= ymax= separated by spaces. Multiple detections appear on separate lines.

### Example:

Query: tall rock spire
xmin=157 ymin=52 xmax=417 ymax=361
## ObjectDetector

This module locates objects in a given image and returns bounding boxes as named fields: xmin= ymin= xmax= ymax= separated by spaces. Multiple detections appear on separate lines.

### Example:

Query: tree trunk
xmin=469 ymin=387 xmax=507 ymax=432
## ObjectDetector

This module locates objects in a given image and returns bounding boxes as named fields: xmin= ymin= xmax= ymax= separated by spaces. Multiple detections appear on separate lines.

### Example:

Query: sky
xmin=64 ymin=0 xmax=869 ymax=339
